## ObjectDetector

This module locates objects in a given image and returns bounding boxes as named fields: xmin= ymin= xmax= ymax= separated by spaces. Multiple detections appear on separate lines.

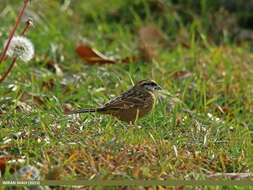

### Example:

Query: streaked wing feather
xmin=103 ymin=90 xmax=145 ymax=110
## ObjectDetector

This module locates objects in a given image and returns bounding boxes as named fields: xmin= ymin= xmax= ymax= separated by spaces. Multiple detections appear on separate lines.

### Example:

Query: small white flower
xmin=4 ymin=36 xmax=34 ymax=62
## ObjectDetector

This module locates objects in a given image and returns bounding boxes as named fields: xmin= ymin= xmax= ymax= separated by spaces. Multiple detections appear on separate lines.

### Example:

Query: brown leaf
xmin=0 ymin=156 xmax=20 ymax=174
xmin=76 ymin=44 xmax=115 ymax=65
xmin=173 ymin=70 xmax=192 ymax=80
xmin=138 ymin=24 xmax=168 ymax=45
xmin=19 ymin=91 xmax=45 ymax=106
xmin=138 ymin=24 xmax=168 ymax=62
xmin=42 ymin=78 xmax=55 ymax=91
xmin=45 ymin=60 xmax=63 ymax=76
xmin=33 ymin=96 xmax=45 ymax=105
xmin=215 ymin=106 xmax=234 ymax=119
xmin=63 ymin=103 xmax=72 ymax=112
xmin=0 ymin=156 xmax=11 ymax=173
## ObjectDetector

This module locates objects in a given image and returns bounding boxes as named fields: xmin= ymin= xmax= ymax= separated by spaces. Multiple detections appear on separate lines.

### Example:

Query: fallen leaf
xmin=138 ymin=24 xmax=168 ymax=62
xmin=19 ymin=91 xmax=45 ymax=106
xmin=42 ymin=78 xmax=55 ymax=91
xmin=63 ymin=103 xmax=72 ymax=112
xmin=45 ymin=60 xmax=63 ymax=76
xmin=215 ymin=106 xmax=234 ymax=119
xmin=0 ymin=156 xmax=11 ymax=173
xmin=0 ymin=156 xmax=20 ymax=174
xmin=172 ymin=70 xmax=192 ymax=80
xmin=76 ymin=44 xmax=115 ymax=65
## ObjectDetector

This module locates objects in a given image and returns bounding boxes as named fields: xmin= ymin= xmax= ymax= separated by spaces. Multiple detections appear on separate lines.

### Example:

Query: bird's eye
xmin=142 ymin=82 xmax=157 ymax=87
xmin=149 ymin=82 xmax=157 ymax=86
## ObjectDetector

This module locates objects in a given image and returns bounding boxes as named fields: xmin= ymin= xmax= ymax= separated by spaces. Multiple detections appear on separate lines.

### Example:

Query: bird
xmin=64 ymin=79 xmax=162 ymax=123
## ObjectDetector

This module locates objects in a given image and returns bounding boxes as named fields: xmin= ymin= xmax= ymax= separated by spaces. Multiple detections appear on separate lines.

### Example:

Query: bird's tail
xmin=64 ymin=108 xmax=97 ymax=115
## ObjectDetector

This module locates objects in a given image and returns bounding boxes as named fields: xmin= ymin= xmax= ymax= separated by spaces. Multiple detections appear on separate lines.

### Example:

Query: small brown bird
xmin=64 ymin=79 xmax=162 ymax=123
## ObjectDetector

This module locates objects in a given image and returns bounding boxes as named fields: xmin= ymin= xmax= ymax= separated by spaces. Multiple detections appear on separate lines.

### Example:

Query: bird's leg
xmin=129 ymin=121 xmax=142 ymax=129
xmin=134 ymin=109 xmax=142 ymax=129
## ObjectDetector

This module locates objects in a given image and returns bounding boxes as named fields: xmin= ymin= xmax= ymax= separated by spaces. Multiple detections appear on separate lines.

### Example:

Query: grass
xmin=0 ymin=0 xmax=253 ymax=189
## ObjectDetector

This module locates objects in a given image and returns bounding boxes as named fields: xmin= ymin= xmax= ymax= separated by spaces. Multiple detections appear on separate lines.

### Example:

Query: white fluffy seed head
xmin=4 ymin=36 xmax=34 ymax=62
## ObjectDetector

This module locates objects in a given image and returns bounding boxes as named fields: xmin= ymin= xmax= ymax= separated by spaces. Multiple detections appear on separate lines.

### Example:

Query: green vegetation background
xmin=0 ymin=0 xmax=253 ymax=189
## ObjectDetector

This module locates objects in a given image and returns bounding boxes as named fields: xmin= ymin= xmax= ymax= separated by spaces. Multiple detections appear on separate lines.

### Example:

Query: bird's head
xmin=135 ymin=79 xmax=162 ymax=92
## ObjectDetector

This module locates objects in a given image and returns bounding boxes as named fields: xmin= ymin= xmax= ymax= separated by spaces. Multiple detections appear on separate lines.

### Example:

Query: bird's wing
xmin=102 ymin=90 xmax=146 ymax=110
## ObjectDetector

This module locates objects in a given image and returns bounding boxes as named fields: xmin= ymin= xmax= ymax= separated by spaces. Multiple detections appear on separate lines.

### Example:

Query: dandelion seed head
xmin=4 ymin=36 xmax=34 ymax=62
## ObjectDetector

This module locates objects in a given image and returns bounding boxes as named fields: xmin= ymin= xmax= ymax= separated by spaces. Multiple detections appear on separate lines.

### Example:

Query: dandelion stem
xmin=0 ymin=57 xmax=17 ymax=83
xmin=20 ymin=18 xmax=32 ymax=36
xmin=0 ymin=0 xmax=30 ymax=65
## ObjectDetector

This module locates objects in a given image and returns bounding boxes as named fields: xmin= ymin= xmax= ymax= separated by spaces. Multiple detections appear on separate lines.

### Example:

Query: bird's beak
xmin=156 ymin=85 xmax=162 ymax=91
